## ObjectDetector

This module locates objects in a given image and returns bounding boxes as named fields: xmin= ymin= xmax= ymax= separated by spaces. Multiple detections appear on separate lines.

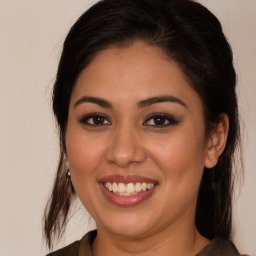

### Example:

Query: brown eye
xmin=79 ymin=113 xmax=111 ymax=126
xmin=152 ymin=116 xmax=168 ymax=126
xmin=144 ymin=114 xmax=179 ymax=127
xmin=92 ymin=116 xmax=106 ymax=125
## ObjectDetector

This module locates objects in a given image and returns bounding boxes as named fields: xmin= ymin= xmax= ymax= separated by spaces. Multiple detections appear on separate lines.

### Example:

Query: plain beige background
xmin=0 ymin=1 xmax=255 ymax=255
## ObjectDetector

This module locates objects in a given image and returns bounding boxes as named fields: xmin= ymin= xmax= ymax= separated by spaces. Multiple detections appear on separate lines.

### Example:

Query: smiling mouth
xmin=104 ymin=182 xmax=156 ymax=196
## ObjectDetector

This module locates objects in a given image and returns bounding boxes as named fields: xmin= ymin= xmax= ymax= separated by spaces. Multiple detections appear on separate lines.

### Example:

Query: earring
xmin=65 ymin=158 xmax=71 ymax=179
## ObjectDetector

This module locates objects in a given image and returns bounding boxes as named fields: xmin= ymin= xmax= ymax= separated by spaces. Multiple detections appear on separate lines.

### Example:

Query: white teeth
xmin=147 ymin=183 xmax=154 ymax=189
xmin=135 ymin=182 xmax=142 ymax=192
xmin=142 ymin=183 xmax=147 ymax=191
xmin=126 ymin=183 xmax=135 ymax=194
xmin=107 ymin=182 xmax=113 ymax=191
xmin=104 ymin=182 xmax=155 ymax=196
xmin=118 ymin=183 xmax=126 ymax=193
xmin=112 ymin=182 xmax=118 ymax=193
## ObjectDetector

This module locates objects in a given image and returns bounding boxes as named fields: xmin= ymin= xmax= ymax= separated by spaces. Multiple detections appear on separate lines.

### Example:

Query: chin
xmin=98 ymin=212 xmax=156 ymax=238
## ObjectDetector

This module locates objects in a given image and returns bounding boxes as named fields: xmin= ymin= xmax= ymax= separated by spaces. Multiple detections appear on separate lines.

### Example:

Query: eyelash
xmin=143 ymin=113 xmax=179 ymax=127
xmin=79 ymin=113 xmax=111 ymax=126
xmin=79 ymin=113 xmax=179 ymax=127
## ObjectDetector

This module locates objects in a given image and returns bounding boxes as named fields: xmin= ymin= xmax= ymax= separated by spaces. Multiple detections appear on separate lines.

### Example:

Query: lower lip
xmin=99 ymin=183 xmax=157 ymax=207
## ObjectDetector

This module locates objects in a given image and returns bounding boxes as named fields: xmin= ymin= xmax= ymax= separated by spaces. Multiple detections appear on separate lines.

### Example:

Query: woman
xmin=44 ymin=0 xmax=245 ymax=255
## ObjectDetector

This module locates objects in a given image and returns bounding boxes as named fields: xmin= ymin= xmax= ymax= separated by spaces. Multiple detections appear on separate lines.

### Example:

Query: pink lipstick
xmin=98 ymin=175 xmax=158 ymax=207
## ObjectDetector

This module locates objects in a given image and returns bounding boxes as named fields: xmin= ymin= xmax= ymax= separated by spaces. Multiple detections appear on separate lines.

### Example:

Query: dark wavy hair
xmin=44 ymin=0 xmax=240 ymax=249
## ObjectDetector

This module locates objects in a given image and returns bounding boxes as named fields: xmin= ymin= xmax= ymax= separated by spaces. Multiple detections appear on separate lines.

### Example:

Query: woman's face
xmin=66 ymin=42 xmax=211 ymax=238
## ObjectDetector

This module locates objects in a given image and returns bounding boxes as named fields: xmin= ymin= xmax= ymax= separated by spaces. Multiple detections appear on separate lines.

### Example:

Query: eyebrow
xmin=74 ymin=95 xmax=187 ymax=109
xmin=138 ymin=95 xmax=187 ymax=108
xmin=74 ymin=96 xmax=112 ymax=108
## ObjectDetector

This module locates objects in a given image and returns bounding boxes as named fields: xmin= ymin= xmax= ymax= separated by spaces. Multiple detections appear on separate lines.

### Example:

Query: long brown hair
xmin=44 ymin=0 xmax=241 ymax=249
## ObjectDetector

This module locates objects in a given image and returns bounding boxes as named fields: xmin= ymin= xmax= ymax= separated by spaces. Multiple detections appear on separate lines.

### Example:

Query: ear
xmin=204 ymin=113 xmax=229 ymax=168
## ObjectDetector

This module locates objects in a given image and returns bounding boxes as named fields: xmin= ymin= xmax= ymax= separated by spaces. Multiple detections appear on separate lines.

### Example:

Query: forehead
xmin=71 ymin=41 xmax=202 ymax=108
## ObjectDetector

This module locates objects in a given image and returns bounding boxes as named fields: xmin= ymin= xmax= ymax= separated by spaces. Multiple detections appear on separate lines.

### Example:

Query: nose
xmin=105 ymin=126 xmax=147 ymax=168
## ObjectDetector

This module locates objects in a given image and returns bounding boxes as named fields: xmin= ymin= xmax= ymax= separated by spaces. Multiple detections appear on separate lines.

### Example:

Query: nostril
xmin=105 ymin=144 xmax=147 ymax=167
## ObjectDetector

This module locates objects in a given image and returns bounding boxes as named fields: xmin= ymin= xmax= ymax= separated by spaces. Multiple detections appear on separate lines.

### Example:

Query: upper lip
xmin=98 ymin=175 xmax=158 ymax=184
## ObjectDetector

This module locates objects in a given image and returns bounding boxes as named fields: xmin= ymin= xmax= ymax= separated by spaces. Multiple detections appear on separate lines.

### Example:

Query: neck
xmin=92 ymin=221 xmax=209 ymax=256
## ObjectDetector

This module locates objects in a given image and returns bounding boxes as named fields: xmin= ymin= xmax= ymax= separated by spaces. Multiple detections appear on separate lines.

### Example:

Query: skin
xmin=65 ymin=41 xmax=229 ymax=256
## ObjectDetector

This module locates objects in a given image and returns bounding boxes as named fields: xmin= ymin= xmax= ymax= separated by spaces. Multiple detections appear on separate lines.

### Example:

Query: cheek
xmin=65 ymin=124 xmax=105 ymax=191
xmin=67 ymin=138 xmax=102 ymax=171
xmin=65 ymin=130 xmax=106 ymax=214
xmin=148 ymin=131 xmax=206 ymax=216
xmin=148 ymin=128 xmax=206 ymax=186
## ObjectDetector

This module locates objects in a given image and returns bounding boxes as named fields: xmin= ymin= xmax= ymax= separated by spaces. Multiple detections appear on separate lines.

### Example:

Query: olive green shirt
xmin=46 ymin=230 xmax=245 ymax=256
